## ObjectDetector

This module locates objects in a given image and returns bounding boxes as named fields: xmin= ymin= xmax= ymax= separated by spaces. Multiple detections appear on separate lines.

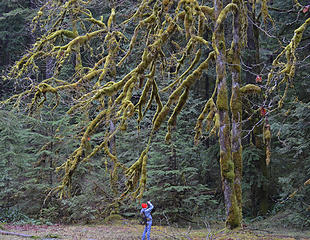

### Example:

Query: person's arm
xmin=147 ymin=201 xmax=153 ymax=211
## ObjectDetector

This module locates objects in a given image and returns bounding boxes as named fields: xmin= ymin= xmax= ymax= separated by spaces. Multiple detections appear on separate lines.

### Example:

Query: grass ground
xmin=0 ymin=220 xmax=309 ymax=240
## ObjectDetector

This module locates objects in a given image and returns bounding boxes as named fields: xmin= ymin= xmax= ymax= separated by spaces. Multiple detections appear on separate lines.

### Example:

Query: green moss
xmin=226 ymin=170 xmax=235 ymax=181
xmin=261 ymin=0 xmax=275 ymax=27
xmin=107 ymin=8 xmax=115 ymax=30
xmin=232 ymin=149 xmax=242 ymax=216
xmin=263 ymin=125 xmax=271 ymax=141
xmin=200 ymin=6 xmax=214 ymax=20
xmin=168 ymin=88 xmax=189 ymax=126
xmin=153 ymin=105 xmax=170 ymax=131
xmin=267 ymin=18 xmax=310 ymax=109
xmin=263 ymin=124 xmax=271 ymax=166
xmin=230 ymin=91 xmax=242 ymax=117
xmin=216 ymin=85 xmax=229 ymax=111
xmin=240 ymin=84 xmax=261 ymax=94
xmin=194 ymin=98 xmax=215 ymax=144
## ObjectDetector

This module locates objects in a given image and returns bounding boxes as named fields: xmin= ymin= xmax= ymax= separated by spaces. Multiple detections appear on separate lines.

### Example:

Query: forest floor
xmin=0 ymin=219 xmax=309 ymax=240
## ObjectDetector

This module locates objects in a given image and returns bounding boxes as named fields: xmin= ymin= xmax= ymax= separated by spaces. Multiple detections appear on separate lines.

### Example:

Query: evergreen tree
xmin=269 ymin=101 xmax=310 ymax=228
xmin=0 ymin=0 xmax=36 ymax=98
xmin=0 ymin=110 xmax=55 ymax=220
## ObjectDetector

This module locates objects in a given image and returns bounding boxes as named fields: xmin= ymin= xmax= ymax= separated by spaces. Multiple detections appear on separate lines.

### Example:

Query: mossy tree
xmin=2 ymin=0 xmax=310 ymax=229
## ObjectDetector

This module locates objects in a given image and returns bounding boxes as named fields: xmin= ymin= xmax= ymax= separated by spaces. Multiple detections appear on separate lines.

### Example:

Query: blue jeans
xmin=142 ymin=220 xmax=152 ymax=240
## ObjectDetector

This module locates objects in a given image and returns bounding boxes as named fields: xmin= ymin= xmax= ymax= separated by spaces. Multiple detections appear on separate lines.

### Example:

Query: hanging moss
xmin=205 ymin=109 xmax=215 ymax=132
xmin=267 ymin=17 xmax=310 ymax=111
xmin=210 ymin=112 xmax=220 ymax=135
xmin=124 ymin=133 xmax=153 ymax=200
xmin=154 ymin=48 xmax=213 ymax=133
xmin=165 ymin=87 xmax=189 ymax=142
xmin=200 ymin=6 xmax=215 ymax=20
xmin=107 ymin=8 xmax=115 ymax=30
xmin=194 ymin=97 xmax=215 ymax=143
xmin=261 ymin=0 xmax=275 ymax=27
xmin=263 ymin=123 xmax=271 ymax=166
xmin=136 ymin=154 xmax=148 ymax=199
xmin=136 ymin=78 xmax=153 ymax=122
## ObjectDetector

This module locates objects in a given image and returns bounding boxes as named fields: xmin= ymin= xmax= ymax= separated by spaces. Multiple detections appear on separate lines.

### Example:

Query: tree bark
xmin=213 ymin=0 xmax=241 ymax=229
xmin=229 ymin=1 xmax=243 ymax=224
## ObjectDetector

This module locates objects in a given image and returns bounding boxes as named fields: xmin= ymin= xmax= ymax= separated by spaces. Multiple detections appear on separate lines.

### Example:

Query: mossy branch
xmin=200 ymin=6 xmax=215 ymax=20
xmin=194 ymin=98 xmax=216 ymax=144
xmin=261 ymin=0 xmax=275 ymax=27
xmin=240 ymin=84 xmax=261 ymax=94
xmin=267 ymin=17 xmax=310 ymax=109
xmin=162 ymin=48 xmax=202 ymax=92
xmin=154 ymin=50 xmax=213 ymax=133
xmin=212 ymin=3 xmax=238 ymax=55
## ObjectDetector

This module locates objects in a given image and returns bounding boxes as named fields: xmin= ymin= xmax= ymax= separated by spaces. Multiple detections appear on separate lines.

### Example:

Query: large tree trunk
xmin=213 ymin=0 xmax=241 ymax=229
xmin=229 ymin=1 xmax=243 ymax=224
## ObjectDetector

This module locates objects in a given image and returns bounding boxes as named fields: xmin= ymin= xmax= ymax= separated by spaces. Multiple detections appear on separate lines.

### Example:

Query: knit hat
xmin=141 ymin=203 xmax=148 ymax=208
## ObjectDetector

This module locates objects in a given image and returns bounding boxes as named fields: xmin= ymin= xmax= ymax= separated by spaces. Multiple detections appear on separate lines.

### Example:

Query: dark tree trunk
xmin=245 ymin=2 xmax=260 ymax=82
xmin=246 ymin=2 xmax=271 ymax=216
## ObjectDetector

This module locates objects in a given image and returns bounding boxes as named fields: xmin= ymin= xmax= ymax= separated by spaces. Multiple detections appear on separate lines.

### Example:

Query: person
xmin=140 ymin=200 xmax=154 ymax=240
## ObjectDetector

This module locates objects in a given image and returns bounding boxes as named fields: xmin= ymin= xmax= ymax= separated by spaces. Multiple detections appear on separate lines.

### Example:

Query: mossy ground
xmin=1 ymin=219 xmax=309 ymax=240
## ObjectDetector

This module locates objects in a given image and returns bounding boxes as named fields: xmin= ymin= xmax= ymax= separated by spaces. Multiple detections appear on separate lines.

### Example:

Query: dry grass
xmin=0 ymin=220 xmax=309 ymax=240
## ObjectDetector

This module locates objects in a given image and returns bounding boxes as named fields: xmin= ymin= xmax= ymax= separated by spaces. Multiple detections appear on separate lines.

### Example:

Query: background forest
xmin=0 ymin=0 xmax=309 ymax=231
